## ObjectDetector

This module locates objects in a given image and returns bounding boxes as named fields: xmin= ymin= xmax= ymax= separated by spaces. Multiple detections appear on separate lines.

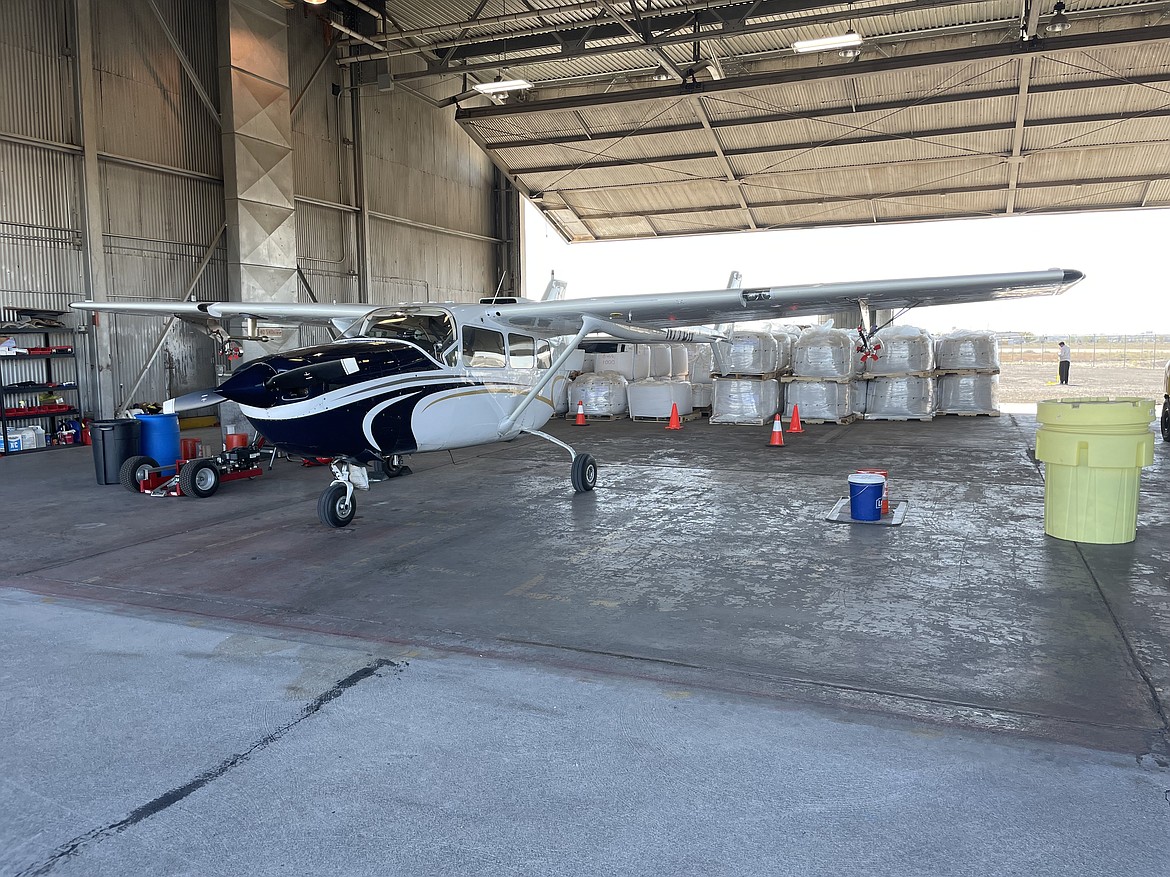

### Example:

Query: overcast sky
xmin=522 ymin=202 xmax=1170 ymax=336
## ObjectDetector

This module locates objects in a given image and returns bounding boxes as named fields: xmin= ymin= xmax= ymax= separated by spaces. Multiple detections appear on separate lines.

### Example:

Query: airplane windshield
xmin=343 ymin=307 xmax=457 ymax=365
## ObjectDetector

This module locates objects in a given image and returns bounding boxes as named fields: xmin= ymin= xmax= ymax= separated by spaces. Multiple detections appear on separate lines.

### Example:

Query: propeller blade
xmin=162 ymin=389 xmax=225 ymax=414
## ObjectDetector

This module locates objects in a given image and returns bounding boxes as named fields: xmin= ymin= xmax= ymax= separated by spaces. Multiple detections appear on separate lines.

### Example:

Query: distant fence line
xmin=997 ymin=335 xmax=1170 ymax=368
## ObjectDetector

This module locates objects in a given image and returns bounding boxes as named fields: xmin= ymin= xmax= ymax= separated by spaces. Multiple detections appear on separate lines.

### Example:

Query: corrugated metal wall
xmin=3 ymin=1 xmax=503 ymax=417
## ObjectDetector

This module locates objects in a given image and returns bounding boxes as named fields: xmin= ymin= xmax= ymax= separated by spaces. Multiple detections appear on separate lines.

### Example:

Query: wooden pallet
xmin=796 ymin=414 xmax=857 ymax=425
xmin=631 ymin=410 xmax=702 ymax=423
xmin=780 ymin=374 xmax=853 ymax=383
xmin=935 ymin=409 xmax=1001 ymax=417
xmin=563 ymin=412 xmax=627 ymax=421
xmin=935 ymin=368 xmax=1001 ymax=376
xmin=863 ymin=414 xmax=934 ymax=422
xmin=713 ymin=373 xmax=784 ymax=380
xmin=860 ymin=372 xmax=935 ymax=380
xmin=709 ymin=418 xmax=776 ymax=426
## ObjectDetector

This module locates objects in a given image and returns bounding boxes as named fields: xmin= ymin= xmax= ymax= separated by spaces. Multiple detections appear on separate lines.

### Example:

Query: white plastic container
xmin=793 ymin=325 xmax=859 ymax=378
xmin=785 ymin=380 xmax=853 ymax=422
xmin=865 ymin=375 xmax=935 ymax=419
xmin=867 ymin=325 xmax=934 ymax=375
xmin=711 ymin=377 xmax=781 ymax=424
xmin=568 ymin=372 xmax=629 ymax=416
xmin=713 ymin=331 xmax=779 ymax=376
xmin=936 ymin=373 xmax=999 ymax=413
xmin=936 ymin=330 xmax=1001 ymax=371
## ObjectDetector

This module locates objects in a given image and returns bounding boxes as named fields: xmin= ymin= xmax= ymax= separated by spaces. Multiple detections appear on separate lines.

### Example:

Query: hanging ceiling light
xmin=792 ymin=29 xmax=863 ymax=54
xmin=473 ymin=74 xmax=534 ymax=95
xmin=1045 ymin=2 xmax=1072 ymax=33
xmin=303 ymin=0 xmax=327 ymax=6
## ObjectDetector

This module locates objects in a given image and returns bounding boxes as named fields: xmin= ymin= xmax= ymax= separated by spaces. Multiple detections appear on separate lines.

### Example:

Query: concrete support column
xmin=216 ymin=0 xmax=297 ymax=359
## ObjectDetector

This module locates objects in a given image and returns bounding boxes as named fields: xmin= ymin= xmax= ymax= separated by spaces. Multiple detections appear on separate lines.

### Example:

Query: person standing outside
xmin=1058 ymin=341 xmax=1071 ymax=385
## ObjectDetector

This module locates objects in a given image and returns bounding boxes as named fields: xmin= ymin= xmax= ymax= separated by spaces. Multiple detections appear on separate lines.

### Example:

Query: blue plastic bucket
xmin=848 ymin=473 xmax=886 ymax=521
xmin=135 ymin=413 xmax=180 ymax=471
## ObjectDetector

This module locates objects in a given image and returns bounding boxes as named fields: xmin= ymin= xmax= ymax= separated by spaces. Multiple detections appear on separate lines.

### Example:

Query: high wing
xmin=490 ymin=269 xmax=1084 ymax=337
xmin=69 ymin=300 xmax=374 ymax=331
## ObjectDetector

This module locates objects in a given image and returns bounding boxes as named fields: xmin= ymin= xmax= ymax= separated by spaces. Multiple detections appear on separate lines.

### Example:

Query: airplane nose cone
xmin=216 ymin=361 xmax=278 ymax=408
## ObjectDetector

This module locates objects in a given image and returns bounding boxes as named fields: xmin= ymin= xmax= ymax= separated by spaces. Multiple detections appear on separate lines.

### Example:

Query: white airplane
xmin=71 ymin=268 xmax=1084 ymax=527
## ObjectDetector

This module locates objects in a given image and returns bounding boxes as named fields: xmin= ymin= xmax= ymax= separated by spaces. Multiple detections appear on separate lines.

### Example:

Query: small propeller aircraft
xmin=72 ymin=268 xmax=1083 ymax=527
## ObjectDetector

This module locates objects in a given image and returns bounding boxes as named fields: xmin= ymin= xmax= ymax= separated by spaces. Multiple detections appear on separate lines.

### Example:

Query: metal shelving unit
xmin=1 ymin=324 xmax=82 ymax=455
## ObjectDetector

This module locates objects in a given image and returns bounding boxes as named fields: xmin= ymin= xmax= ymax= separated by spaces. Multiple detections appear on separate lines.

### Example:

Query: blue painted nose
xmin=216 ymin=361 xmax=279 ymax=408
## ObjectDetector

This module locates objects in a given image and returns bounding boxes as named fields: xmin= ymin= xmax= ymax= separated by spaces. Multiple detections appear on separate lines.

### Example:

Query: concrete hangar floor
xmin=1 ymin=413 xmax=1167 ymax=876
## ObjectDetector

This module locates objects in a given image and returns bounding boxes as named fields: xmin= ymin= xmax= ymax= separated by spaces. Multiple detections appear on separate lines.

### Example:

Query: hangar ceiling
xmin=321 ymin=0 xmax=1170 ymax=241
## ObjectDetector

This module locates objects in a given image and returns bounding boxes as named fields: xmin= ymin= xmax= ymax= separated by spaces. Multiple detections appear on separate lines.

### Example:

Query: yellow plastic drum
xmin=1035 ymin=397 xmax=1155 ymax=544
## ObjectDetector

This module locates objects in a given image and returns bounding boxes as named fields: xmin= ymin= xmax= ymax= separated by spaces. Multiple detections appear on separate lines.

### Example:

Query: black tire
xmin=119 ymin=455 xmax=158 ymax=493
xmin=381 ymin=458 xmax=412 ymax=479
xmin=1161 ymin=396 xmax=1169 ymax=442
xmin=179 ymin=459 xmax=220 ymax=498
xmin=571 ymin=453 xmax=598 ymax=493
xmin=318 ymin=482 xmax=356 ymax=528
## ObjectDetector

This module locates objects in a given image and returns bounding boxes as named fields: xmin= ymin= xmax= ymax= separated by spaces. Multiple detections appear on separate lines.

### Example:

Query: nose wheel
xmin=318 ymin=482 xmax=357 ymax=528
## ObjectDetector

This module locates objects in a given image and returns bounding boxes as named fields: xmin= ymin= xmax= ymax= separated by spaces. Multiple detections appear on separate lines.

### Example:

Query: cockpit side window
xmin=347 ymin=309 xmax=456 ymax=364
xmin=508 ymin=334 xmax=535 ymax=368
xmin=536 ymin=340 xmax=552 ymax=369
xmin=462 ymin=327 xmax=506 ymax=368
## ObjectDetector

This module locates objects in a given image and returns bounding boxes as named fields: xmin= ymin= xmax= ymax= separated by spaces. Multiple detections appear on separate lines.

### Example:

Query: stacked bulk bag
xmin=865 ymin=375 xmax=935 ymax=419
xmin=865 ymin=325 xmax=935 ymax=375
xmin=792 ymin=324 xmax=858 ymax=378
xmin=783 ymin=324 xmax=858 ymax=423
xmin=568 ymin=372 xmax=629 ymax=417
xmin=711 ymin=377 xmax=781 ymax=424
xmin=712 ymin=331 xmax=780 ymax=376
xmin=784 ymin=380 xmax=852 ymax=423
xmin=862 ymin=325 xmax=935 ymax=420
xmin=936 ymin=330 xmax=1000 ymax=371
xmin=935 ymin=330 xmax=1002 ymax=415
xmin=936 ymin=373 xmax=1000 ymax=414
xmin=628 ymin=378 xmax=693 ymax=419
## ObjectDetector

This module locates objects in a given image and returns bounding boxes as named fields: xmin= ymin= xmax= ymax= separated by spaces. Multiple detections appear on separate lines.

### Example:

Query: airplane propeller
xmin=162 ymin=389 xmax=226 ymax=414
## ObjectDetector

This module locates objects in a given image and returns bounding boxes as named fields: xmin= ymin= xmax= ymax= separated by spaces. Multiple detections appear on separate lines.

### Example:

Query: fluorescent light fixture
xmin=792 ymin=30 xmax=863 ymax=54
xmin=473 ymin=77 xmax=533 ymax=95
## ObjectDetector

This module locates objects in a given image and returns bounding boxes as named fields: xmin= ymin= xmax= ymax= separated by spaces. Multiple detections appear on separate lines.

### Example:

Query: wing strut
xmin=497 ymin=319 xmax=594 ymax=436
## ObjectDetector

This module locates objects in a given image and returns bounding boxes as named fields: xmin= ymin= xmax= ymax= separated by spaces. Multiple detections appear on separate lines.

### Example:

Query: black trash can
xmin=92 ymin=419 xmax=142 ymax=485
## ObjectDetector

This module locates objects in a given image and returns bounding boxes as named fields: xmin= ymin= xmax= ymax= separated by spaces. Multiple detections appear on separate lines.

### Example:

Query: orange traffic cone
xmin=575 ymin=400 xmax=588 ymax=426
xmin=788 ymin=404 xmax=804 ymax=434
xmin=666 ymin=402 xmax=682 ymax=430
xmin=767 ymin=414 xmax=785 ymax=447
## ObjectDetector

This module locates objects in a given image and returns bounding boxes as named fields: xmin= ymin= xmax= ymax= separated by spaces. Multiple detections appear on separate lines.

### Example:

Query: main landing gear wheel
xmin=179 ymin=459 xmax=220 ymax=498
xmin=571 ymin=453 xmax=597 ymax=493
xmin=318 ymin=482 xmax=356 ymax=528
xmin=119 ymin=455 xmax=158 ymax=493
xmin=381 ymin=458 xmax=411 ymax=479
xmin=1161 ymin=396 xmax=1169 ymax=442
